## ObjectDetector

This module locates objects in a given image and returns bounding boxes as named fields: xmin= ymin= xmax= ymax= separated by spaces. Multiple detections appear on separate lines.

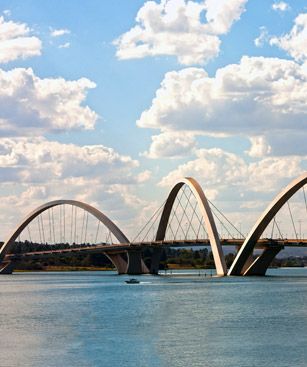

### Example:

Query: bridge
xmin=1 ymin=173 xmax=307 ymax=276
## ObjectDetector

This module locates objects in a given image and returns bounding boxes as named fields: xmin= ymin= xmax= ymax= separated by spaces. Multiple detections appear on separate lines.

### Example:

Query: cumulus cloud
xmin=158 ymin=148 xmax=307 ymax=239
xmin=0 ymin=137 xmax=142 ymax=184
xmin=254 ymin=26 xmax=269 ymax=47
xmin=159 ymin=148 xmax=306 ymax=205
xmin=59 ymin=42 xmax=70 ymax=49
xmin=138 ymin=56 xmax=307 ymax=157
xmin=247 ymin=155 xmax=304 ymax=192
xmin=272 ymin=1 xmax=290 ymax=12
xmin=0 ymin=67 xmax=97 ymax=136
xmin=253 ymin=132 xmax=307 ymax=156
xmin=0 ymin=137 xmax=152 ymax=238
xmin=270 ymin=13 xmax=307 ymax=63
xmin=114 ymin=0 xmax=247 ymax=65
xmin=142 ymin=132 xmax=196 ymax=158
xmin=0 ymin=16 xmax=41 ymax=63
xmin=3 ymin=10 xmax=11 ymax=17
xmin=247 ymin=136 xmax=272 ymax=158
xmin=0 ymin=179 xmax=151 ymax=240
xmin=159 ymin=148 xmax=247 ymax=188
xmin=50 ymin=28 xmax=70 ymax=37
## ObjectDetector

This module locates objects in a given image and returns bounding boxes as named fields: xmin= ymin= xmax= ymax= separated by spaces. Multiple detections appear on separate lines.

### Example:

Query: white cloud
xmin=159 ymin=148 xmax=247 ymax=189
xmin=138 ymin=56 xmax=307 ymax=156
xmin=253 ymin=132 xmax=307 ymax=156
xmin=254 ymin=26 xmax=269 ymax=47
xmin=204 ymin=0 xmax=247 ymax=34
xmin=0 ymin=16 xmax=41 ymax=63
xmin=159 ymin=147 xmax=306 ymax=219
xmin=0 ymin=67 xmax=98 ymax=136
xmin=59 ymin=42 xmax=70 ymax=49
xmin=50 ymin=28 xmax=70 ymax=37
xmin=247 ymin=136 xmax=271 ymax=158
xmin=3 ymin=10 xmax=11 ymax=17
xmin=0 ymin=137 xmax=152 ymax=238
xmin=247 ymin=155 xmax=303 ymax=192
xmin=272 ymin=1 xmax=290 ymax=12
xmin=270 ymin=13 xmax=307 ymax=63
xmin=0 ymin=137 xmax=141 ymax=184
xmin=0 ymin=179 xmax=151 ymax=240
xmin=114 ymin=0 xmax=247 ymax=65
xmin=142 ymin=132 xmax=196 ymax=158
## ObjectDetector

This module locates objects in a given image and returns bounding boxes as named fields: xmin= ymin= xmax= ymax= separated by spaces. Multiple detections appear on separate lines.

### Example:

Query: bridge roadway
xmin=5 ymin=238 xmax=307 ymax=261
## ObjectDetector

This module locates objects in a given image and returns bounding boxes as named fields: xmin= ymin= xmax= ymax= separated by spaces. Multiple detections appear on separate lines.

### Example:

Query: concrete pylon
xmin=127 ymin=249 xmax=149 ymax=275
xmin=149 ymin=248 xmax=163 ymax=275
xmin=0 ymin=261 xmax=15 ymax=274
xmin=105 ymin=252 xmax=128 ymax=274
xmin=243 ymin=245 xmax=284 ymax=276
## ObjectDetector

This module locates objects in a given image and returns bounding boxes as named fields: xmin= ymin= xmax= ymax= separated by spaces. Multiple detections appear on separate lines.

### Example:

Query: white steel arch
xmin=0 ymin=200 xmax=130 ymax=272
xmin=156 ymin=177 xmax=227 ymax=276
xmin=228 ymin=172 xmax=307 ymax=276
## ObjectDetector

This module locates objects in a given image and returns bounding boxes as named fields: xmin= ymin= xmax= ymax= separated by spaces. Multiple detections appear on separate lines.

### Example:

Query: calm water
xmin=1 ymin=268 xmax=307 ymax=367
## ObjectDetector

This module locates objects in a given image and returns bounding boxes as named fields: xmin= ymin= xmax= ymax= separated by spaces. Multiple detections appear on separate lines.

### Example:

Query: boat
xmin=125 ymin=278 xmax=140 ymax=284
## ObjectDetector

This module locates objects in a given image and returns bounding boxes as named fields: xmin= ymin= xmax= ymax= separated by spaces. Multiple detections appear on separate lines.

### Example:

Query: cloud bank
xmin=0 ymin=68 xmax=97 ymax=136
xmin=138 ymin=56 xmax=307 ymax=157
xmin=0 ymin=16 xmax=41 ymax=63
xmin=114 ymin=0 xmax=247 ymax=65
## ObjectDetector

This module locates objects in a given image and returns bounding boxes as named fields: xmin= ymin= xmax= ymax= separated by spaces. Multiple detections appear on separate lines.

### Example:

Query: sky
xmin=0 ymin=0 xmax=306 ymax=240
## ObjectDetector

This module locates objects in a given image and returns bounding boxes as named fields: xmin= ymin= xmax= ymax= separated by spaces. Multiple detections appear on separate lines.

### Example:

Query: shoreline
xmin=13 ymin=265 xmax=307 ymax=272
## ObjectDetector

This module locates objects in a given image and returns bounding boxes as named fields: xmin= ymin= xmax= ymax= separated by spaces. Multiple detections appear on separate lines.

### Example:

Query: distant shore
xmin=13 ymin=264 xmax=306 ymax=272
xmin=14 ymin=266 xmax=114 ymax=272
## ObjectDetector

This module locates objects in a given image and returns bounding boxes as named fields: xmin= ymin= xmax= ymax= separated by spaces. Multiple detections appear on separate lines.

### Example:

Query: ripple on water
xmin=0 ymin=269 xmax=307 ymax=367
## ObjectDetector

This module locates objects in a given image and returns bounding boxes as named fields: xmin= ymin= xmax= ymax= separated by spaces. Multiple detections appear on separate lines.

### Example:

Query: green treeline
xmin=143 ymin=248 xmax=235 ymax=270
xmin=9 ymin=241 xmax=113 ymax=271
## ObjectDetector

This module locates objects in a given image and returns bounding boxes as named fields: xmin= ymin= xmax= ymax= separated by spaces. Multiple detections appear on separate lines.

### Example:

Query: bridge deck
xmin=5 ymin=238 xmax=307 ymax=260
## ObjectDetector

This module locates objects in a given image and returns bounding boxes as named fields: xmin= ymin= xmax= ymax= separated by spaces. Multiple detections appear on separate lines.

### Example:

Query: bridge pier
xmin=243 ymin=245 xmax=284 ymax=276
xmin=127 ymin=249 xmax=149 ymax=275
xmin=232 ymin=245 xmax=254 ymax=275
xmin=104 ymin=252 xmax=128 ymax=274
xmin=106 ymin=249 xmax=149 ymax=275
xmin=0 ymin=260 xmax=15 ymax=274
xmin=149 ymin=248 xmax=162 ymax=275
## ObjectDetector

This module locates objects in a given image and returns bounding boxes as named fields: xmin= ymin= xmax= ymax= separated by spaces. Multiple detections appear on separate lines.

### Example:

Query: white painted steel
xmin=228 ymin=172 xmax=307 ymax=275
xmin=0 ymin=200 xmax=129 ymax=269
xmin=156 ymin=177 xmax=227 ymax=276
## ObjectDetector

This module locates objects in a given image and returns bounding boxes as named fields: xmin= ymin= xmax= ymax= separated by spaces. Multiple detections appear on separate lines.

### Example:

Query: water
xmin=1 ymin=268 xmax=307 ymax=367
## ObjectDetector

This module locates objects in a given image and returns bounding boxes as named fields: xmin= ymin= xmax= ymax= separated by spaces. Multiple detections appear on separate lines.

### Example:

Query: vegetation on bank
xmin=7 ymin=241 xmax=307 ymax=271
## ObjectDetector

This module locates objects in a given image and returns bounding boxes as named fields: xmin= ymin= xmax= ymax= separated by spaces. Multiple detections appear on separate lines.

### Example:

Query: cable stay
xmin=95 ymin=220 xmax=100 ymax=244
xmin=63 ymin=204 xmax=66 ymax=244
xmin=37 ymin=216 xmax=42 ymax=244
xmin=132 ymin=198 xmax=167 ymax=243
xmin=287 ymin=201 xmax=298 ymax=242
xmin=84 ymin=212 xmax=89 ymax=244
xmin=208 ymin=199 xmax=244 ymax=239
xmin=70 ymin=204 xmax=74 ymax=245
xmin=27 ymin=226 xmax=32 ymax=243
xmin=41 ymin=214 xmax=46 ymax=244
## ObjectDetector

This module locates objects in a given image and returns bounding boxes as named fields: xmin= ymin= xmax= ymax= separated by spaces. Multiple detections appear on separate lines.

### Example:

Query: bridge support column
xmin=0 ymin=260 xmax=15 ymax=274
xmin=243 ymin=245 xmax=284 ymax=276
xmin=104 ymin=252 xmax=128 ymax=274
xmin=127 ymin=249 xmax=148 ymax=275
xmin=150 ymin=248 xmax=162 ymax=275
xmin=234 ymin=245 xmax=254 ymax=275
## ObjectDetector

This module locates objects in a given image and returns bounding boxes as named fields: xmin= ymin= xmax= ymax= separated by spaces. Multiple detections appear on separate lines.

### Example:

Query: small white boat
xmin=125 ymin=278 xmax=140 ymax=284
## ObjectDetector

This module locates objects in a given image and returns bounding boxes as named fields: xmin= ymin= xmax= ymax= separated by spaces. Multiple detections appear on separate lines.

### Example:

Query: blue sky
xmin=0 ymin=0 xmax=306 ymax=239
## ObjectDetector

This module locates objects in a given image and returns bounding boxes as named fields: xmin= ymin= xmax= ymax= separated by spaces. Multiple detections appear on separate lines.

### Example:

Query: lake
xmin=1 ymin=268 xmax=307 ymax=367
